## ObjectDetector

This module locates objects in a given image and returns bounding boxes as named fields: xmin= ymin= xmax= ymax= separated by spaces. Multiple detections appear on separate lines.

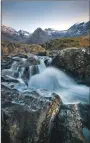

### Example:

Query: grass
xmin=42 ymin=35 xmax=90 ymax=50
xmin=1 ymin=41 xmax=45 ymax=57
xmin=2 ymin=35 xmax=90 ymax=57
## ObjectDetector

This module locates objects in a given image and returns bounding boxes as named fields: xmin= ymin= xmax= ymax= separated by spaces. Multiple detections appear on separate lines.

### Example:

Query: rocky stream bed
xmin=1 ymin=47 xmax=90 ymax=143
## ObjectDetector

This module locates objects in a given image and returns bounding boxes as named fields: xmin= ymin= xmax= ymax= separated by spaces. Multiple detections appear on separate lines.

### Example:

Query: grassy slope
xmin=2 ymin=35 xmax=90 ymax=57
xmin=42 ymin=35 xmax=90 ymax=50
xmin=1 ymin=41 xmax=45 ymax=57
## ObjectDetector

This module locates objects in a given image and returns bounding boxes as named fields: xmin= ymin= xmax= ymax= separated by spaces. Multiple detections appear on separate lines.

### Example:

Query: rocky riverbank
xmin=2 ymin=85 xmax=90 ymax=143
xmin=1 ymin=47 xmax=90 ymax=143
xmin=1 ymin=85 xmax=61 ymax=143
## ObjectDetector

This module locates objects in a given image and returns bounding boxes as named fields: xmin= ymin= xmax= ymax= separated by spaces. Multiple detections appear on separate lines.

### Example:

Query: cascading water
xmin=38 ymin=58 xmax=46 ymax=73
xmin=2 ymin=56 xmax=89 ymax=104
xmin=28 ymin=67 xmax=89 ymax=104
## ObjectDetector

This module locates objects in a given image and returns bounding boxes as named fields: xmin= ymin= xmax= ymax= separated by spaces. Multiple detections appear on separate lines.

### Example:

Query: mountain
xmin=18 ymin=30 xmax=30 ymax=38
xmin=25 ymin=28 xmax=51 ymax=44
xmin=67 ymin=21 xmax=90 ymax=37
xmin=45 ymin=21 xmax=90 ymax=38
xmin=26 ymin=21 xmax=89 ymax=44
xmin=1 ymin=25 xmax=30 ymax=42
xmin=1 ymin=21 xmax=90 ymax=44
xmin=45 ymin=28 xmax=67 ymax=38
xmin=1 ymin=25 xmax=21 ymax=42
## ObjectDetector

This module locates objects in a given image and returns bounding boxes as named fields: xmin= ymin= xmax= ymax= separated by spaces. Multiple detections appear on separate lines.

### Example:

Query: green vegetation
xmin=2 ymin=35 xmax=89 ymax=57
xmin=42 ymin=36 xmax=90 ymax=50
xmin=1 ymin=41 xmax=45 ymax=57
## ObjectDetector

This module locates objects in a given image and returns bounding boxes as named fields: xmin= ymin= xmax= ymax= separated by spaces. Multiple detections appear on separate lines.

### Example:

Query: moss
xmin=10 ymin=124 xmax=17 ymax=136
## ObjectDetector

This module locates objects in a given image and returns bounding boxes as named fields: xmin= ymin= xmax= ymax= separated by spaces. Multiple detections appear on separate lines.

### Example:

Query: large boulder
xmin=50 ymin=103 xmax=90 ymax=143
xmin=1 ymin=85 xmax=62 ymax=143
xmin=51 ymin=47 xmax=90 ymax=85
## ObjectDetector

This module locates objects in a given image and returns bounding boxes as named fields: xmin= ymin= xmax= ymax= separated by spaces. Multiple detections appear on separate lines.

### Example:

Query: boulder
xmin=51 ymin=47 xmax=90 ymax=85
xmin=1 ymin=85 xmax=62 ymax=143
xmin=1 ymin=54 xmax=40 ymax=70
xmin=37 ymin=51 xmax=46 ymax=56
xmin=1 ymin=57 xmax=14 ymax=70
xmin=50 ymin=103 xmax=90 ymax=143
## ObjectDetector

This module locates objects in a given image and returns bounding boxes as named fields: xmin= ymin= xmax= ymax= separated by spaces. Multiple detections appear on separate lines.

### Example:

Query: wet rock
xmin=1 ymin=57 xmax=14 ymax=70
xmin=1 ymin=85 xmax=62 ymax=143
xmin=1 ymin=55 xmax=41 ymax=87
xmin=44 ymin=59 xmax=49 ymax=66
xmin=37 ymin=51 xmax=46 ymax=56
xmin=1 ymin=76 xmax=19 ymax=83
xmin=85 ymin=65 xmax=90 ymax=84
xmin=21 ymin=66 xmax=30 ymax=85
xmin=50 ymin=103 xmax=90 ymax=143
xmin=2 ymin=54 xmax=40 ymax=70
xmin=12 ymin=54 xmax=28 ymax=59
xmin=14 ymin=56 xmax=40 ymax=68
xmin=51 ymin=47 xmax=90 ymax=85
xmin=21 ymin=65 xmax=39 ymax=86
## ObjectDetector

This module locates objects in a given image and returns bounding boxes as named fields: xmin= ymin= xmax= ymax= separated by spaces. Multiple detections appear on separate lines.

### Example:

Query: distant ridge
xmin=1 ymin=21 xmax=90 ymax=43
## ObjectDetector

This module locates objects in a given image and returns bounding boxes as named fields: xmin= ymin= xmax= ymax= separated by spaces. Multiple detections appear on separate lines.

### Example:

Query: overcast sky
xmin=2 ymin=0 xmax=89 ymax=32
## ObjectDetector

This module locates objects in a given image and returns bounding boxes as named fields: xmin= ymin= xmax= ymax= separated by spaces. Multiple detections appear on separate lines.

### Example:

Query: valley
xmin=1 ymin=21 xmax=90 ymax=143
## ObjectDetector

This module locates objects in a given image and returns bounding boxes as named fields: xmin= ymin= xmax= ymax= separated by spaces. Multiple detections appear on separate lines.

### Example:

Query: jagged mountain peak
xmin=33 ymin=28 xmax=46 ymax=34
xmin=1 ymin=21 xmax=90 ymax=43
xmin=26 ymin=27 xmax=51 ymax=44
xmin=18 ymin=30 xmax=30 ymax=37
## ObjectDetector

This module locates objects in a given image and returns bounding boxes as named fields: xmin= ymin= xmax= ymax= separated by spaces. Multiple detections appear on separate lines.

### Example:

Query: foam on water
xmin=2 ymin=56 xmax=89 ymax=104
xmin=28 ymin=67 xmax=89 ymax=104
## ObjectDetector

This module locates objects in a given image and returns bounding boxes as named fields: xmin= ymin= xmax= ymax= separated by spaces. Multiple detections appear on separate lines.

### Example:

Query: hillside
xmin=1 ymin=41 xmax=45 ymax=57
xmin=1 ymin=35 xmax=89 ymax=58
xmin=42 ymin=35 xmax=90 ymax=50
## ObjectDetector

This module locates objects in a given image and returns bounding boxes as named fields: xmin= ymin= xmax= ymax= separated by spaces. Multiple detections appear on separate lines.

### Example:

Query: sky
xmin=2 ymin=0 xmax=89 ymax=32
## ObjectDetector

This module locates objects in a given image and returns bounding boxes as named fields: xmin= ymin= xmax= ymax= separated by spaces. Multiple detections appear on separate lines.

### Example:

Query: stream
xmin=2 ymin=55 xmax=89 ymax=104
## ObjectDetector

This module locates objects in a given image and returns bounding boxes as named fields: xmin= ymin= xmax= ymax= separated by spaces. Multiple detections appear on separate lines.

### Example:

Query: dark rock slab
xmin=50 ymin=103 xmax=90 ymax=143
xmin=1 ymin=85 xmax=62 ymax=143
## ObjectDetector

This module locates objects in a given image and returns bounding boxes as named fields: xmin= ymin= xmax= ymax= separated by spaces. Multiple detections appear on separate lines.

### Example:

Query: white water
xmin=38 ymin=59 xmax=46 ymax=73
xmin=28 ymin=67 xmax=89 ymax=104
xmin=2 ymin=56 xmax=89 ymax=104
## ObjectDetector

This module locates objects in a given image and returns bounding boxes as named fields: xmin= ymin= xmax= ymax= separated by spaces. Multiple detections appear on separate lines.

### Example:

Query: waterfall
xmin=28 ymin=67 xmax=89 ymax=104
xmin=2 ymin=56 xmax=89 ymax=104
xmin=38 ymin=58 xmax=46 ymax=73
xmin=29 ymin=67 xmax=75 ymax=90
xmin=29 ymin=65 xmax=39 ymax=77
